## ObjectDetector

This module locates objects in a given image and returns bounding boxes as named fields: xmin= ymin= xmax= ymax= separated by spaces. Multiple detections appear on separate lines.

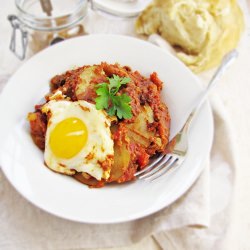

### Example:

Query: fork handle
xmin=182 ymin=49 xmax=238 ymax=132
xmin=198 ymin=49 xmax=238 ymax=110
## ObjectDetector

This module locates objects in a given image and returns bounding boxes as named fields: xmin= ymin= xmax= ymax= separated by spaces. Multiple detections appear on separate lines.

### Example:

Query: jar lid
xmin=15 ymin=0 xmax=88 ymax=31
xmin=91 ymin=0 xmax=151 ymax=17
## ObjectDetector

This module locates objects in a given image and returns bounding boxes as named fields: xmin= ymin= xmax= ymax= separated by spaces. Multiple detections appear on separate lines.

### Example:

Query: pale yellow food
xmin=42 ymin=100 xmax=114 ymax=181
xmin=136 ymin=0 xmax=244 ymax=72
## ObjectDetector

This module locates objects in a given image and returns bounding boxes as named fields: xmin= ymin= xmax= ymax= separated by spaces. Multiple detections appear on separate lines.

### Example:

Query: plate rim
xmin=0 ymin=34 xmax=214 ymax=224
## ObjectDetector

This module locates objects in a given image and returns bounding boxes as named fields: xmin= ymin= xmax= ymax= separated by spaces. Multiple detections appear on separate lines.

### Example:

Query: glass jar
xmin=8 ymin=0 xmax=88 ymax=60
xmin=8 ymin=0 xmax=151 ymax=60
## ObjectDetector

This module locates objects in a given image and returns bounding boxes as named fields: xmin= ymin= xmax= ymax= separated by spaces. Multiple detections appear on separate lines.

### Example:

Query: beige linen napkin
xmin=153 ymin=93 xmax=236 ymax=250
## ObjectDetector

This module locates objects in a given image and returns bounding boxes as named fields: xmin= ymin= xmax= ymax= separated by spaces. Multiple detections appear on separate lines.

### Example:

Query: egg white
xmin=42 ymin=100 xmax=114 ymax=180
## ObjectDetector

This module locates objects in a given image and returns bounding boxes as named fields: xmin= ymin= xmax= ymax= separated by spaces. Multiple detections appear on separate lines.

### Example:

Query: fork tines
xmin=135 ymin=154 xmax=181 ymax=181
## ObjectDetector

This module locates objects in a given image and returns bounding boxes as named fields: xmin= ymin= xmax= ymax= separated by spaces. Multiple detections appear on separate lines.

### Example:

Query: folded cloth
xmin=154 ymin=94 xmax=236 ymax=250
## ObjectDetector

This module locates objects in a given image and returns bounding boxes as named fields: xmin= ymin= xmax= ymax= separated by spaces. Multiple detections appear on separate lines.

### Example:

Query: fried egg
xmin=42 ymin=100 xmax=114 ymax=180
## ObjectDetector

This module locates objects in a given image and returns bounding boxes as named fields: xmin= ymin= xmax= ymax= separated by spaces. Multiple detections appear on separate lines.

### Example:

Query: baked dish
xmin=28 ymin=63 xmax=171 ymax=187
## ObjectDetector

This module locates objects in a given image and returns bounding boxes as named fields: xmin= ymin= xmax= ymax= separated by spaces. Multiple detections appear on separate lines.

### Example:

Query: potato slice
xmin=126 ymin=129 xmax=149 ymax=147
xmin=73 ymin=173 xmax=104 ymax=188
xmin=127 ymin=105 xmax=159 ymax=147
xmin=127 ymin=105 xmax=154 ymax=137
xmin=75 ymin=66 xmax=106 ymax=100
xmin=76 ymin=66 xmax=96 ymax=96
xmin=109 ymin=141 xmax=131 ymax=182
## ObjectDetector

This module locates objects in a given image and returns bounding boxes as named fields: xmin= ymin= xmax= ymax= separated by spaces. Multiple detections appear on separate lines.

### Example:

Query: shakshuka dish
xmin=27 ymin=63 xmax=171 ymax=187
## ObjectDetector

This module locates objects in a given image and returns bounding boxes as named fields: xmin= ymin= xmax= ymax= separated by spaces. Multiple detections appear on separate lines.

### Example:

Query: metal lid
xmin=91 ymin=0 xmax=151 ymax=18
xmin=15 ymin=0 xmax=88 ymax=31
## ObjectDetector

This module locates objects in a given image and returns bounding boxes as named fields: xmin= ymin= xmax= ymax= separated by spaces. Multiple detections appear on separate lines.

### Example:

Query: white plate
xmin=0 ymin=35 xmax=213 ymax=224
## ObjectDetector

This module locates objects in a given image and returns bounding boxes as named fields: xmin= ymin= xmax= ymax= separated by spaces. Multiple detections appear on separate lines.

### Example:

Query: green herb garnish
xmin=95 ymin=75 xmax=132 ymax=119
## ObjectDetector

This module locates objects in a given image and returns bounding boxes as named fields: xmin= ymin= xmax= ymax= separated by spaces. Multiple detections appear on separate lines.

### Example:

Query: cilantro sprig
xmin=95 ymin=75 xmax=132 ymax=119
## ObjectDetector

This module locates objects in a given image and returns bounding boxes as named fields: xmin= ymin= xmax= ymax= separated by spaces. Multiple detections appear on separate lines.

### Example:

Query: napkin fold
xmin=153 ymin=94 xmax=236 ymax=250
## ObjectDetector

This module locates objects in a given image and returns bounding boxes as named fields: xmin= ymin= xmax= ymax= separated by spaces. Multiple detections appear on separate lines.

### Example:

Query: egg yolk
xmin=49 ymin=117 xmax=88 ymax=159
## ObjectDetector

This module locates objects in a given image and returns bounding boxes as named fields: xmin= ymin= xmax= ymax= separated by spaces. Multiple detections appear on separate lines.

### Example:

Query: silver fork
xmin=135 ymin=50 xmax=238 ymax=181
